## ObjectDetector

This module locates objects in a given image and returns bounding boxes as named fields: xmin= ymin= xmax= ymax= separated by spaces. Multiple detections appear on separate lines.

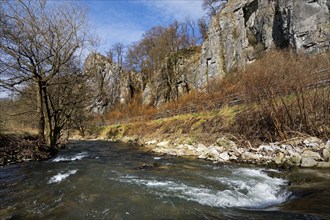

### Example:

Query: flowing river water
xmin=1 ymin=140 xmax=330 ymax=219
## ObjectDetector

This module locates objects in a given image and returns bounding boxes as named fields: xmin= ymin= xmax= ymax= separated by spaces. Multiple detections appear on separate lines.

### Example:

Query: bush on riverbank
xmin=0 ymin=133 xmax=59 ymax=166
xmin=237 ymin=51 xmax=330 ymax=141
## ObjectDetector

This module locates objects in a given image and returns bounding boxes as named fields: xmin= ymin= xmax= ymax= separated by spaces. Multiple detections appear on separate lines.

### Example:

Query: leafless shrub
xmin=238 ymin=50 xmax=330 ymax=140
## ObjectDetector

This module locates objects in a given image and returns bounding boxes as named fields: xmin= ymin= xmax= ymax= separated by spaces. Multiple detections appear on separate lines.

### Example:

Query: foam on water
xmin=52 ymin=152 xmax=88 ymax=162
xmin=48 ymin=170 xmax=78 ymax=184
xmin=118 ymin=168 xmax=291 ymax=208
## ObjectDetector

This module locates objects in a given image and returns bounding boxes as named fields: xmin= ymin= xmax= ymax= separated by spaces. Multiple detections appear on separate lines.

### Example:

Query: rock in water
xmin=322 ymin=149 xmax=330 ymax=161
xmin=326 ymin=140 xmax=330 ymax=149
xmin=156 ymin=141 xmax=170 ymax=148
xmin=274 ymin=152 xmax=285 ymax=165
xmin=302 ymin=150 xmax=322 ymax=160
xmin=301 ymin=158 xmax=318 ymax=168
xmin=219 ymin=152 xmax=230 ymax=161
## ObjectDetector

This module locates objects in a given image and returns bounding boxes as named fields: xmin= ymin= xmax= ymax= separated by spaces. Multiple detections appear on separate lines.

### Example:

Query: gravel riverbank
xmin=115 ymin=135 xmax=330 ymax=168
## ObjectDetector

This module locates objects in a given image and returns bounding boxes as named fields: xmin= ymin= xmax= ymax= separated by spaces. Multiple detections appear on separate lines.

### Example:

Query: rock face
xmin=87 ymin=0 xmax=329 ymax=107
xmin=199 ymin=0 xmax=330 ymax=74
xmin=198 ymin=16 xmax=224 ymax=88
xmin=143 ymin=48 xmax=200 ymax=106
xmin=84 ymin=53 xmax=141 ymax=113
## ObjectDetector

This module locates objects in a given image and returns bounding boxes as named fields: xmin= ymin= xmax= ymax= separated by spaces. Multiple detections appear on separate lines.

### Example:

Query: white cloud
xmin=142 ymin=0 xmax=205 ymax=22
xmin=87 ymin=4 xmax=146 ymax=53
xmin=94 ymin=22 xmax=144 ymax=53
xmin=85 ymin=0 xmax=205 ymax=54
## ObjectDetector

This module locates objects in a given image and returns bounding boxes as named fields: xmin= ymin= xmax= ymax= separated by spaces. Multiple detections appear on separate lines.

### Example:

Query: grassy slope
xmin=91 ymin=104 xmax=248 ymax=147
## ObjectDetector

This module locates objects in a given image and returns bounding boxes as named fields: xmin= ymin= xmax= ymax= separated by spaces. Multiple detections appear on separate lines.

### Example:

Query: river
xmin=1 ymin=140 xmax=329 ymax=219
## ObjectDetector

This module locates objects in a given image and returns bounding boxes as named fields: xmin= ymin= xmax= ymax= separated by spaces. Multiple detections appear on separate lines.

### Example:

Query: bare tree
xmin=122 ymin=20 xmax=199 ymax=95
xmin=106 ymin=50 xmax=114 ymax=63
xmin=183 ymin=17 xmax=198 ymax=46
xmin=45 ymin=58 xmax=93 ymax=145
xmin=202 ymin=0 xmax=227 ymax=17
xmin=0 ymin=0 xmax=91 ymax=146
xmin=113 ymin=43 xmax=125 ymax=67
xmin=198 ymin=17 xmax=209 ymax=41
xmin=106 ymin=42 xmax=125 ymax=66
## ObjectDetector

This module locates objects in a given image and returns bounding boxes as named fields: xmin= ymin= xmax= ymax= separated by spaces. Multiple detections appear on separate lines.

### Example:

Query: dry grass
xmin=106 ymin=93 xmax=157 ymax=122
xmin=236 ymin=50 xmax=330 ymax=141
xmin=160 ymin=74 xmax=240 ymax=112
xmin=98 ymin=50 xmax=330 ymax=143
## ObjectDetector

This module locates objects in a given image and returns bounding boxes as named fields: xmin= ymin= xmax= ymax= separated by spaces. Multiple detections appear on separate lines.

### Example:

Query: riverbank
xmin=86 ymin=107 xmax=330 ymax=168
xmin=134 ymin=135 xmax=330 ymax=168
xmin=0 ymin=133 xmax=60 ymax=166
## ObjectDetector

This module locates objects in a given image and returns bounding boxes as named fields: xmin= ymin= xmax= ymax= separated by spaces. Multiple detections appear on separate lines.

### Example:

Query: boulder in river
xmin=219 ymin=152 xmax=230 ymax=162
xmin=216 ymin=137 xmax=237 ymax=151
xmin=288 ymin=154 xmax=302 ymax=166
xmin=156 ymin=141 xmax=170 ymax=148
xmin=274 ymin=152 xmax=285 ymax=165
xmin=146 ymin=140 xmax=158 ymax=145
xmin=258 ymin=144 xmax=274 ymax=153
xmin=303 ymin=137 xmax=323 ymax=148
xmin=326 ymin=140 xmax=330 ymax=149
xmin=242 ymin=152 xmax=262 ymax=161
xmin=301 ymin=158 xmax=318 ymax=168
xmin=322 ymin=149 xmax=330 ymax=162
xmin=205 ymin=146 xmax=222 ymax=161
xmin=302 ymin=150 xmax=322 ymax=160
xmin=196 ymin=143 xmax=208 ymax=153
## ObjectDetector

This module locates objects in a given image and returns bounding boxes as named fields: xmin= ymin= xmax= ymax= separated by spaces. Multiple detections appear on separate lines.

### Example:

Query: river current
xmin=1 ymin=141 xmax=329 ymax=219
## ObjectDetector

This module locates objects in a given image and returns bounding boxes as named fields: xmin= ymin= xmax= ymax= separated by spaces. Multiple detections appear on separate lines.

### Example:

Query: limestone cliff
xmin=84 ymin=53 xmax=140 ymax=113
xmin=143 ymin=47 xmax=201 ymax=106
xmin=86 ymin=0 xmax=329 ymax=109
xmin=200 ymin=0 xmax=330 ymax=74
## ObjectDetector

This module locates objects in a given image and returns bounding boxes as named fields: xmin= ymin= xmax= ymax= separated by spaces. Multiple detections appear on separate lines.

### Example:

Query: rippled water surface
xmin=1 ymin=141 xmax=329 ymax=219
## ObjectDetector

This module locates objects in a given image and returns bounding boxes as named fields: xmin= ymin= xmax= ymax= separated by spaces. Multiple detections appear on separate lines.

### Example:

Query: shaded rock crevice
xmin=199 ymin=0 xmax=330 ymax=75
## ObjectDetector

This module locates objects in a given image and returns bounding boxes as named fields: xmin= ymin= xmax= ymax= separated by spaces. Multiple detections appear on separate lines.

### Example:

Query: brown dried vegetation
xmin=102 ymin=51 xmax=330 ymax=143
xmin=237 ymin=51 xmax=330 ymax=141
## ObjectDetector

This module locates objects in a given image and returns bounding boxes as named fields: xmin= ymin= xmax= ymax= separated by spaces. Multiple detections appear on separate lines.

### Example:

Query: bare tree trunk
xmin=42 ymin=86 xmax=54 ymax=147
xmin=36 ymin=81 xmax=45 ymax=142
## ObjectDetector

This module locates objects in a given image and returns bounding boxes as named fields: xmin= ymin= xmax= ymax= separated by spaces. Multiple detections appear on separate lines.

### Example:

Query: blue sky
xmin=1 ymin=0 xmax=205 ymax=98
xmin=81 ymin=0 xmax=205 ymax=53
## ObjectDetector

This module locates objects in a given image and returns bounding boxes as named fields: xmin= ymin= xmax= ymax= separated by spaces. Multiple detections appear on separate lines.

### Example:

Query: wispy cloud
xmin=85 ymin=1 xmax=147 ymax=52
xmin=141 ymin=0 xmax=205 ymax=22
xmin=94 ymin=22 xmax=144 ymax=52
xmin=83 ymin=0 xmax=205 ymax=53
